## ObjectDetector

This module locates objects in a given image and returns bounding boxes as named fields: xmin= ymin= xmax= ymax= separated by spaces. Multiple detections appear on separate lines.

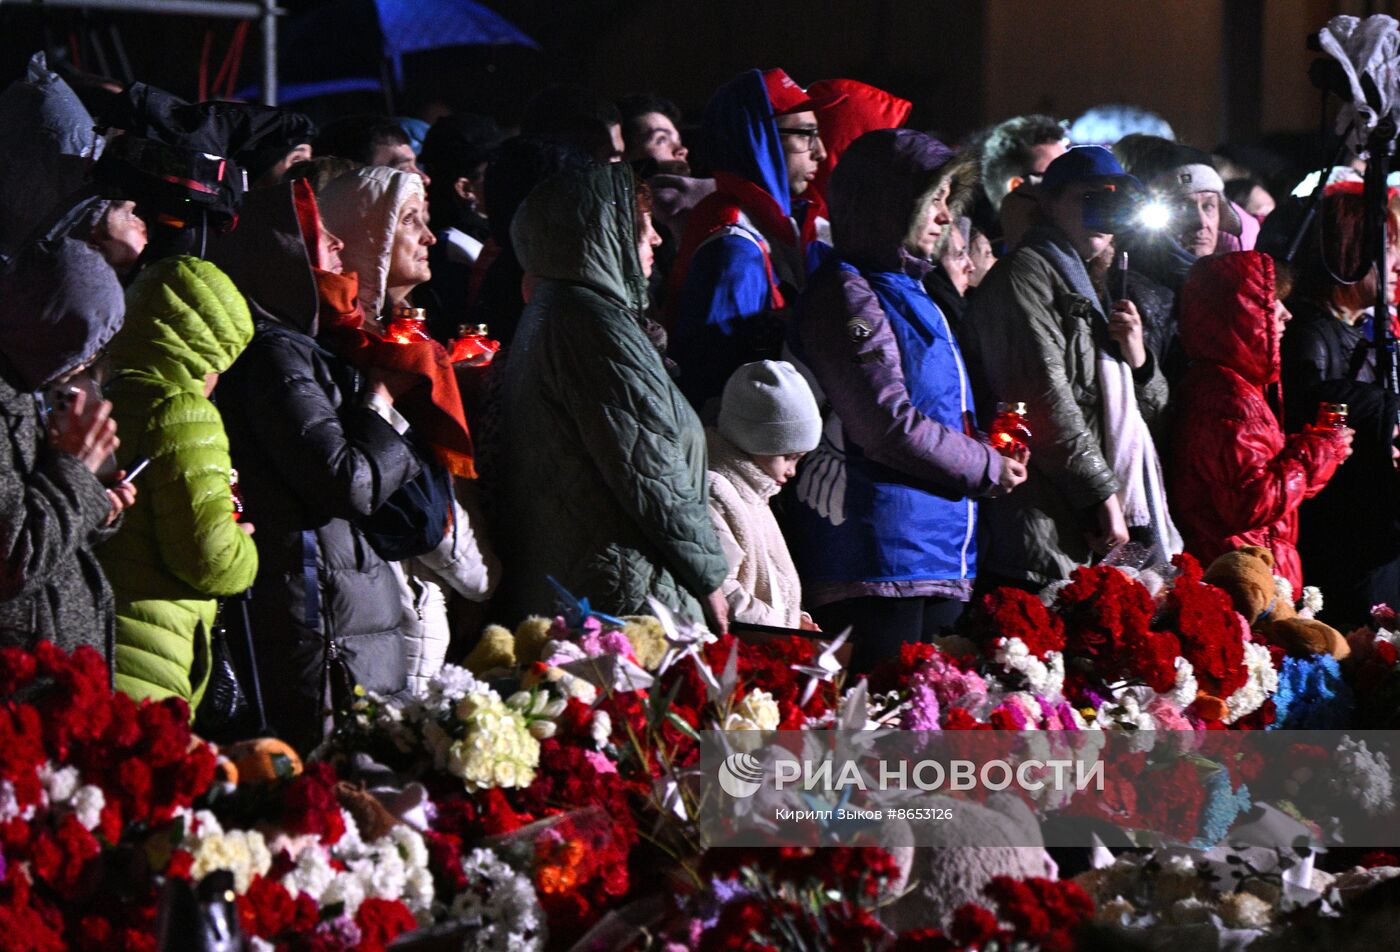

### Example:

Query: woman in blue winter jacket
xmin=787 ymin=129 xmax=1028 ymax=672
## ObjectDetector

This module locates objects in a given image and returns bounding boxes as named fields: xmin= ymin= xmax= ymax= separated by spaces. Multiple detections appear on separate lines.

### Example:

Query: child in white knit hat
xmin=706 ymin=360 xmax=822 ymax=629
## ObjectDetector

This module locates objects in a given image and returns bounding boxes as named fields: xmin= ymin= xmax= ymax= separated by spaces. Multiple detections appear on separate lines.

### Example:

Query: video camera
xmin=1079 ymin=181 xmax=1170 ymax=235
xmin=90 ymin=82 xmax=314 ymax=233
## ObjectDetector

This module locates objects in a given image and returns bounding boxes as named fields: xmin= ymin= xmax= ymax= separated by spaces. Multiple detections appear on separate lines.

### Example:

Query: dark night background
xmin=1 ymin=0 xmax=1397 ymax=158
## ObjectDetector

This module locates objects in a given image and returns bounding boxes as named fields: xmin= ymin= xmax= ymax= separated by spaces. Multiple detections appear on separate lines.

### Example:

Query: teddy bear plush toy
xmin=1202 ymin=546 xmax=1349 ymax=659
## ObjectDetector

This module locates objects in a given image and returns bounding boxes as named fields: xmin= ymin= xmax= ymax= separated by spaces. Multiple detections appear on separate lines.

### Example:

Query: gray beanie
xmin=718 ymin=360 xmax=822 ymax=456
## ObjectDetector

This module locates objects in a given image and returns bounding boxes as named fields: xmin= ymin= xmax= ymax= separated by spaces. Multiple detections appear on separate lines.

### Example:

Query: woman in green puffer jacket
xmin=99 ymin=255 xmax=259 ymax=709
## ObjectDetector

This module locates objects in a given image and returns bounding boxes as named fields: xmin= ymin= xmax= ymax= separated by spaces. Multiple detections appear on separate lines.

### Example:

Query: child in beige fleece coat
xmin=707 ymin=361 xmax=822 ymax=629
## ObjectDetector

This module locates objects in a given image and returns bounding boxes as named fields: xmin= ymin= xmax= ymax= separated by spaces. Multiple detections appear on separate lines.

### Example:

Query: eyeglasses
xmin=777 ymin=127 xmax=823 ymax=154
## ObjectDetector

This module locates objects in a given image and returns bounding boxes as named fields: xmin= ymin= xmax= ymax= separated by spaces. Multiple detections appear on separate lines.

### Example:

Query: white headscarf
xmin=317 ymin=165 xmax=425 ymax=318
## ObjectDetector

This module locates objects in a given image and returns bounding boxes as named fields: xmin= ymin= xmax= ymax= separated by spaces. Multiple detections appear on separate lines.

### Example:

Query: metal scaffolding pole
xmin=260 ymin=0 xmax=275 ymax=105
xmin=0 ymin=0 xmax=280 ymax=103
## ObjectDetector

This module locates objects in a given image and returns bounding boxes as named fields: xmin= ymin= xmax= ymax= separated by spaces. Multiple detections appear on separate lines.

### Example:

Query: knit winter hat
xmin=718 ymin=360 xmax=821 ymax=457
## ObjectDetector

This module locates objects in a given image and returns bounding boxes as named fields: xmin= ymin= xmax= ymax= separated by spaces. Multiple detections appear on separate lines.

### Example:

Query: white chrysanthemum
xmin=1332 ymin=736 xmax=1395 ymax=816
xmin=187 ymin=828 xmax=272 ymax=893
xmin=1224 ymin=641 xmax=1278 ymax=724
xmin=723 ymin=688 xmax=780 ymax=732
xmin=426 ymin=664 xmax=488 ymax=708
xmin=590 ymin=710 xmax=613 ymax=750
xmin=447 ymin=693 xmax=540 ymax=792
xmin=452 ymin=847 xmax=546 ymax=952
xmin=1274 ymin=574 xmax=1295 ymax=606
xmin=71 ymin=785 xmax=104 ymax=831
xmin=1163 ymin=657 xmax=1198 ymax=709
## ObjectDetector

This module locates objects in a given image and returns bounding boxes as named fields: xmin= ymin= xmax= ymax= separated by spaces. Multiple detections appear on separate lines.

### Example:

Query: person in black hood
xmin=1282 ymin=188 xmax=1400 ymax=626
xmin=210 ymin=181 xmax=427 ymax=753
xmin=0 ymin=239 xmax=133 ymax=660
xmin=417 ymin=113 xmax=505 ymax=342
xmin=469 ymin=136 xmax=592 ymax=347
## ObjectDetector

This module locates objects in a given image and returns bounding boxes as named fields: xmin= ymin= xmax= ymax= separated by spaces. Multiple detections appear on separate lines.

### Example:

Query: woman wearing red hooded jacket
xmin=1169 ymin=250 xmax=1352 ymax=591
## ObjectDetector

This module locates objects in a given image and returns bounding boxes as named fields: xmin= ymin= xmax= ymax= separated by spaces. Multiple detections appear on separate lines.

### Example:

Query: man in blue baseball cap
xmin=960 ymin=144 xmax=1180 ymax=592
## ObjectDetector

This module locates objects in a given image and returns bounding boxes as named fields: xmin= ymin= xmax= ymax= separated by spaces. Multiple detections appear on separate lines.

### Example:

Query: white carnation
xmin=590 ymin=710 xmax=613 ymax=750
xmin=993 ymin=637 xmax=1065 ymax=699
xmin=71 ymin=785 xmax=104 ymax=831
xmin=1163 ymin=657 xmax=1199 ymax=709
xmin=1299 ymin=586 xmax=1324 ymax=619
xmin=38 ymin=763 xmax=80 ymax=805
xmin=1224 ymin=641 xmax=1278 ymax=724
xmin=320 ymin=873 xmax=366 ymax=917
xmin=282 ymin=846 xmax=337 ymax=902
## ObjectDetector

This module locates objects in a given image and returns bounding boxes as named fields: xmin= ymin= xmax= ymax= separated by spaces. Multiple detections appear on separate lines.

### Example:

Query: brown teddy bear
xmin=1202 ymin=546 xmax=1349 ymax=660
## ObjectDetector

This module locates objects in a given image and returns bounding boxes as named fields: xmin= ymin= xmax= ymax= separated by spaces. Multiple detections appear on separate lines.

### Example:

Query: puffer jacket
xmin=498 ymin=163 xmax=728 ymax=621
xmin=706 ymin=430 xmax=803 ymax=627
xmin=100 ymin=257 xmax=259 ymax=707
xmin=211 ymin=184 xmax=425 ymax=753
xmin=0 ymin=239 xmax=124 ymax=660
xmin=962 ymin=225 xmax=1169 ymax=585
xmin=1169 ymin=252 xmax=1346 ymax=592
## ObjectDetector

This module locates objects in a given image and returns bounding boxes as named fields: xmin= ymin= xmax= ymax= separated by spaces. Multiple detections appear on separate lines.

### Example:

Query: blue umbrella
xmin=374 ymin=0 xmax=538 ymax=85
xmin=238 ymin=0 xmax=537 ymax=103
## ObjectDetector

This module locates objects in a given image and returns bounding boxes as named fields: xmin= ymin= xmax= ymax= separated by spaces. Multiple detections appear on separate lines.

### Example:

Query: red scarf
xmin=313 ymin=267 xmax=477 ymax=479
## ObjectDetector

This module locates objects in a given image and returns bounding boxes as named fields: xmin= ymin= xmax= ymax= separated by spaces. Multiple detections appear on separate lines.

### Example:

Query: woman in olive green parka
xmin=497 ymin=163 xmax=729 ymax=626
xmin=100 ymin=255 xmax=259 ymax=708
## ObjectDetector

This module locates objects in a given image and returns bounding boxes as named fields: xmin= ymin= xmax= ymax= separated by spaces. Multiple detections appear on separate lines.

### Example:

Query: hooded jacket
xmin=670 ymin=70 xmax=812 ymax=412
xmin=0 ymin=54 xmax=104 ymax=262
xmin=499 ymin=163 xmax=727 ymax=621
xmin=211 ymin=184 xmax=424 ymax=753
xmin=100 ymin=257 xmax=258 ymax=707
xmin=788 ymin=129 xmax=1002 ymax=603
xmin=962 ymin=224 xmax=1169 ymax=585
xmin=1170 ymin=252 xmax=1346 ymax=592
xmin=807 ymin=79 xmax=912 ymax=216
xmin=0 ymin=239 xmax=124 ymax=657
xmin=705 ymin=429 xmax=803 ymax=627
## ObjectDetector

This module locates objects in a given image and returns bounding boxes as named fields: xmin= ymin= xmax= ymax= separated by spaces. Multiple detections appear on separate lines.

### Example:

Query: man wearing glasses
xmin=667 ymin=68 xmax=843 ymax=417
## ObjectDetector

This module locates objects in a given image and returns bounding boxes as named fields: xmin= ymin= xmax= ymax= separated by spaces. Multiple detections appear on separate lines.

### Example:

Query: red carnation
xmin=949 ymin=902 xmax=1001 ymax=945
xmin=282 ymin=761 xmax=345 ymax=844
xmin=355 ymin=897 xmax=419 ymax=952
xmin=981 ymin=588 xmax=1066 ymax=660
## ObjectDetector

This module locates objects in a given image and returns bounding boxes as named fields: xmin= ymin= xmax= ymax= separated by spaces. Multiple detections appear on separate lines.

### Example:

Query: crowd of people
xmin=1 ymin=51 xmax=1396 ymax=753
